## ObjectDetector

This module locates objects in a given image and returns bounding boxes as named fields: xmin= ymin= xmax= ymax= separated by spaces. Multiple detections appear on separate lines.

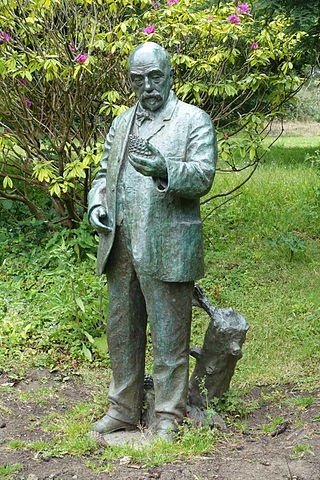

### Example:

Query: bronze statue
xmin=88 ymin=42 xmax=217 ymax=441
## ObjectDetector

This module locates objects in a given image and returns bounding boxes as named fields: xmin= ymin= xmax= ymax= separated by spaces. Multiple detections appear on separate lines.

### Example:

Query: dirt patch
xmin=0 ymin=369 xmax=319 ymax=480
xmin=269 ymin=121 xmax=320 ymax=137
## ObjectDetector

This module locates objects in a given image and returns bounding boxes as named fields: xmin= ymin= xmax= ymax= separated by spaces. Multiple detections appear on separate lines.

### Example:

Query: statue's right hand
xmin=89 ymin=206 xmax=112 ymax=234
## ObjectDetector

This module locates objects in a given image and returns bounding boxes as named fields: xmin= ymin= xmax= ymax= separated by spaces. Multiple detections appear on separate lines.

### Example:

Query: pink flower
xmin=237 ymin=3 xmax=251 ymax=14
xmin=76 ymin=54 xmax=88 ymax=64
xmin=143 ymin=26 xmax=156 ymax=34
xmin=152 ymin=0 xmax=161 ymax=8
xmin=25 ymin=97 xmax=31 ymax=108
xmin=18 ymin=78 xmax=27 ymax=85
xmin=167 ymin=0 xmax=178 ymax=4
xmin=223 ymin=132 xmax=229 ymax=139
xmin=207 ymin=15 xmax=213 ymax=20
xmin=0 ymin=32 xmax=11 ymax=42
xmin=227 ymin=14 xmax=241 ymax=24
xmin=250 ymin=42 xmax=259 ymax=49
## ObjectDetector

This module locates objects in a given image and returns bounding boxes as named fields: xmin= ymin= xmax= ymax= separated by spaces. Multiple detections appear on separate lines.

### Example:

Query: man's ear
xmin=170 ymin=68 xmax=174 ymax=87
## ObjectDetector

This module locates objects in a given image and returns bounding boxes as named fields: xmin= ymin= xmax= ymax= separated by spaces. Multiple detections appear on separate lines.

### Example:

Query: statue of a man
xmin=88 ymin=42 xmax=217 ymax=441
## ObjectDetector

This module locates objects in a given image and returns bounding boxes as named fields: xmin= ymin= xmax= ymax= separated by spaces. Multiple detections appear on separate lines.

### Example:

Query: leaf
xmin=84 ymin=331 xmax=94 ymax=343
xmin=49 ymin=183 xmax=61 ymax=197
xmin=82 ymin=344 xmax=93 ymax=362
xmin=249 ymin=147 xmax=256 ymax=161
xmin=86 ymin=253 xmax=97 ymax=261
xmin=93 ymin=334 xmax=108 ymax=356
xmin=75 ymin=296 xmax=85 ymax=313
xmin=3 ymin=176 xmax=13 ymax=189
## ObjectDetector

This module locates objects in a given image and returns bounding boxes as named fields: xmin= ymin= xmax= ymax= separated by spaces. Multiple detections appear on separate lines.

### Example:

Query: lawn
xmin=200 ymin=135 xmax=320 ymax=388
xmin=0 ymin=134 xmax=319 ymax=388
xmin=0 ymin=132 xmax=319 ymax=475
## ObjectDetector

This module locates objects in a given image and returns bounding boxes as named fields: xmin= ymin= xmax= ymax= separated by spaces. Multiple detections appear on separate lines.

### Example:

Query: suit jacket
xmin=88 ymin=92 xmax=217 ymax=281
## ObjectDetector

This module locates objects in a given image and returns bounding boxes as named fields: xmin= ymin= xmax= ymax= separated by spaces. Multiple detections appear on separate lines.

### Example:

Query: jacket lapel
xmin=119 ymin=103 xmax=138 ymax=161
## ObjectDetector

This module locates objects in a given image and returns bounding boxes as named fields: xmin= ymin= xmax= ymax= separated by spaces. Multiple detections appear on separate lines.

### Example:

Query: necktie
xmin=136 ymin=108 xmax=154 ymax=126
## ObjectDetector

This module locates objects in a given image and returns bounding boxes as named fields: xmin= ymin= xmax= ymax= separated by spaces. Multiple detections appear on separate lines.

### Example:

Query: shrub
xmin=0 ymin=0 xmax=305 ymax=225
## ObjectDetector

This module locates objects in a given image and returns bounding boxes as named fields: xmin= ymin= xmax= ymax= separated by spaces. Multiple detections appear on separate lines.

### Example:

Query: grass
xmin=16 ymin=387 xmax=57 ymax=405
xmin=291 ymin=443 xmax=314 ymax=458
xmin=0 ymin=464 xmax=23 ymax=478
xmin=0 ymin=136 xmax=319 ymax=388
xmin=4 ymin=400 xmax=218 ymax=468
xmin=0 ymin=131 xmax=319 ymax=468
xmin=285 ymin=81 xmax=320 ymax=123
xmin=199 ymin=135 xmax=320 ymax=388
xmin=285 ymin=396 xmax=314 ymax=409
xmin=261 ymin=416 xmax=286 ymax=434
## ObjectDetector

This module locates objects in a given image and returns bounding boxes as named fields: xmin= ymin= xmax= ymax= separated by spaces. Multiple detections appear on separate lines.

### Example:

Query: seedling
xmin=291 ymin=443 xmax=313 ymax=458
xmin=261 ymin=416 xmax=286 ymax=434
xmin=6 ymin=440 xmax=27 ymax=449
xmin=0 ymin=464 xmax=23 ymax=476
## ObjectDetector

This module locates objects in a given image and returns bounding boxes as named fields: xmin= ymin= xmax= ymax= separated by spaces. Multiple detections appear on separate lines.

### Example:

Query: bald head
xmin=129 ymin=42 xmax=171 ymax=73
xmin=128 ymin=42 xmax=173 ymax=111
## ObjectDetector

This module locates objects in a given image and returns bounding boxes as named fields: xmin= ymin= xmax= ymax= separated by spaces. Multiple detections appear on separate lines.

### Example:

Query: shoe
xmin=156 ymin=418 xmax=178 ymax=442
xmin=91 ymin=414 xmax=136 ymax=434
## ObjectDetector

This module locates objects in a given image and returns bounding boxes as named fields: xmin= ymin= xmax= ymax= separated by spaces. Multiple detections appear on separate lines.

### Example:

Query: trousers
xmin=105 ymin=225 xmax=193 ymax=425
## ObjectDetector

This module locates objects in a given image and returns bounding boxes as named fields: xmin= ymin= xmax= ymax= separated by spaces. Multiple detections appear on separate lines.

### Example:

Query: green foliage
xmin=0 ymin=218 xmax=108 ymax=368
xmin=0 ymin=463 xmax=23 ymax=477
xmin=5 ymin=396 xmax=217 ymax=465
xmin=261 ymin=416 xmax=286 ymax=434
xmin=100 ymin=425 xmax=217 ymax=466
xmin=0 ymin=134 xmax=319 ymax=386
xmin=253 ymin=0 xmax=320 ymax=65
xmin=0 ymin=0 xmax=305 ymax=224
xmin=305 ymin=148 xmax=320 ymax=170
xmin=265 ymin=227 xmax=306 ymax=261
xmin=286 ymin=396 xmax=314 ymax=409
xmin=291 ymin=443 xmax=314 ymax=458
xmin=209 ymin=389 xmax=252 ymax=419
xmin=201 ymin=135 xmax=320 ymax=387
xmin=6 ymin=440 xmax=27 ymax=449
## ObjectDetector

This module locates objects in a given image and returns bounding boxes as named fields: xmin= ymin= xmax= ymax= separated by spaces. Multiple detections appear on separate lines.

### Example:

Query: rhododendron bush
xmin=0 ymin=0 xmax=304 ymax=224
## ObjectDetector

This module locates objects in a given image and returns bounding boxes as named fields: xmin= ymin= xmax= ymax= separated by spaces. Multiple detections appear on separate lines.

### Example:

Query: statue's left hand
xmin=129 ymin=143 xmax=167 ymax=179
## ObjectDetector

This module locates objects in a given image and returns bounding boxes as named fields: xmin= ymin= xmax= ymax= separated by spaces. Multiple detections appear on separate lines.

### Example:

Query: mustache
xmin=141 ymin=93 xmax=163 ymax=101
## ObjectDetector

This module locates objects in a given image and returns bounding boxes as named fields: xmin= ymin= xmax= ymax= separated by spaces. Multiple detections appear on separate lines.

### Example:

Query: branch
xmin=202 ymin=192 xmax=242 ymax=222
xmin=201 ymin=161 xmax=259 ymax=205
xmin=0 ymin=190 xmax=43 ymax=219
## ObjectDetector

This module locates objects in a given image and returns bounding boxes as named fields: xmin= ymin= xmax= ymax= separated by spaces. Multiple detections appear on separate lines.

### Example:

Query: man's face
xmin=129 ymin=51 xmax=172 ymax=112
